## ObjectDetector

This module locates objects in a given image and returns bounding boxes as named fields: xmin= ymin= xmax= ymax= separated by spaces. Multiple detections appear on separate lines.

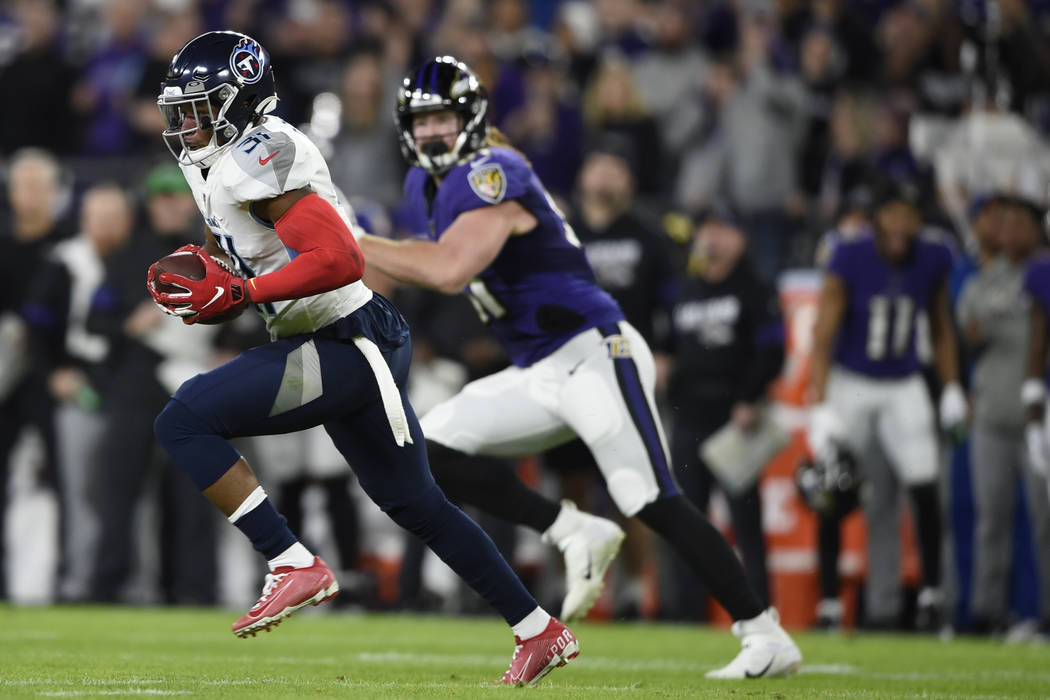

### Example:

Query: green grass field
xmin=1 ymin=605 xmax=1049 ymax=698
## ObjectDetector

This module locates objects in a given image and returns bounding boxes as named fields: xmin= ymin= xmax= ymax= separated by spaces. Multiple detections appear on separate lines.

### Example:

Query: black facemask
xmin=421 ymin=140 xmax=450 ymax=158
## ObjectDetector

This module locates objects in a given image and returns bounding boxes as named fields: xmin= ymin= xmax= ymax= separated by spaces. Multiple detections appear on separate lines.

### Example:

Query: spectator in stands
xmin=262 ymin=0 xmax=353 ymax=126
xmin=328 ymin=45 xmax=405 ymax=210
xmin=88 ymin=166 xmax=220 ymax=604
xmin=796 ymin=26 xmax=846 ymax=207
xmin=0 ymin=0 xmax=78 ymax=156
xmin=582 ymin=55 xmax=665 ymax=202
xmin=22 ymin=184 xmax=135 ymax=601
xmin=961 ymin=196 xmax=1050 ymax=636
xmin=676 ymin=7 xmax=807 ymax=277
xmin=70 ymin=0 xmax=148 ymax=157
xmin=501 ymin=45 xmax=585 ymax=199
xmin=0 ymin=148 xmax=71 ymax=600
xmin=127 ymin=10 xmax=202 ymax=155
xmin=487 ymin=0 xmax=544 ymax=64
xmin=665 ymin=205 xmax=784 ymax=620
xmin=630 ymin=0 xmax=708 ymax=168
xmin=551 ymin=0 xmax=602 ymax=91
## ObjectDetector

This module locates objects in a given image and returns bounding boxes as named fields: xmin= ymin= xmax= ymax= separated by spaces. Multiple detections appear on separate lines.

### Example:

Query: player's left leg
xmin=153 ymin=327 xmax=423 ymax=636
xmin=420 ymin=363 xmax=626 ymax=622
xmin=559 ymin=322 xmax=800 ymax=678
xmin=877 ymin=374 xmax=944 ymax=631
xmin=323 ymin=337 xmax=577 ymax=685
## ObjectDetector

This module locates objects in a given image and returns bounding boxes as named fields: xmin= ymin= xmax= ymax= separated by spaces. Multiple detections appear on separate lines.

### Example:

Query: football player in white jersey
xmin=145 ymin=31 xmax=577 ymax=686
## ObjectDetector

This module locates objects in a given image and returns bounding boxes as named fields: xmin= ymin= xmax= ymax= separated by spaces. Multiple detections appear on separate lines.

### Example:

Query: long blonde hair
xmin=484 ymin=125 xmax=532 ymax=166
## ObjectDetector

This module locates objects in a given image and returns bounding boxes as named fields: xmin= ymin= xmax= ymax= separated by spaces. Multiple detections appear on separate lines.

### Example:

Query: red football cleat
xmin=232 ymin=556 xmax=339 ymax=638
xmin=500 ymin=618 xmax=579 ymax=686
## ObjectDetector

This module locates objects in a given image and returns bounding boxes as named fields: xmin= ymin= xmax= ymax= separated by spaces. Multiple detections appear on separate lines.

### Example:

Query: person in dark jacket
xmin=0 ymin=148 xmax=71 ymax=600
xmin=667 ymin=204 xmax=785 ymax=620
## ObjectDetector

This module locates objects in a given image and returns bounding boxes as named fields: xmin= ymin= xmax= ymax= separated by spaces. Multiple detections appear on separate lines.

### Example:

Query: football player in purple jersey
xmin=359 ymin=56 xmax=801 ymax=679
xmin=808 ymin=181 xmax=965 ymax=632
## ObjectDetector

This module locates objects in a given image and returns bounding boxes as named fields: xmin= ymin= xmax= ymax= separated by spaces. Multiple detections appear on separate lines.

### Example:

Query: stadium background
xmin=1 ymin=0 xmax=1050 ymax=635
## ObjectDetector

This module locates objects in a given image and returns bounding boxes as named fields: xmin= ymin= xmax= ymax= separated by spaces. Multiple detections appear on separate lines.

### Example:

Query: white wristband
xmin=1022 ymin=378 xmax=1046 ymax=407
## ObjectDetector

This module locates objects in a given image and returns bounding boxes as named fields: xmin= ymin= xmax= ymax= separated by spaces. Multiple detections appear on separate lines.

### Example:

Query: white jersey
xmin=180 ymin=116 xmax=372 ymax=339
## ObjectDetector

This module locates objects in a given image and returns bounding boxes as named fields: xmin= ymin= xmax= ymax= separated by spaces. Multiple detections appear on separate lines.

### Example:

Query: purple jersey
xmin=404 ymin=147 xmax=623 ymax=366
xmin=829 ymin=234 xmax=952 ymax=378
xmin=1024 ymin=253 xmax=1050 ymax=314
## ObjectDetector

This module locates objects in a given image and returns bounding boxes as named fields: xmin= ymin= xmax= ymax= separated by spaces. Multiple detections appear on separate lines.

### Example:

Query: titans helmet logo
xmin=230 ymin=38 xmax=263 ymax=84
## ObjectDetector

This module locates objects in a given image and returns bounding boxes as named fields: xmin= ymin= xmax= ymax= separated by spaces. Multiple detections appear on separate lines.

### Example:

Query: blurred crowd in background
xmin=2 ymin=0 xmax=1050 ymax=638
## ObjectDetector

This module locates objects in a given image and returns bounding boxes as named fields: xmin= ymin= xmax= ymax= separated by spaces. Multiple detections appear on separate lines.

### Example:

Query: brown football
xmin=149 ymin=250 xmax=246 ymax=324
xmin=151 ymin=250 xmax=205 ymax=294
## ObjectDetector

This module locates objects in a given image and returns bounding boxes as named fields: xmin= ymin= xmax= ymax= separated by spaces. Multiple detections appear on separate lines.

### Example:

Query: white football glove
xmin=1025 ymin=421 xmax=1050 ymax=477
xmin=807 ymin=402 xmax=846 ymax=461
xmin=938 ymin=382 xmax=968 ymax=433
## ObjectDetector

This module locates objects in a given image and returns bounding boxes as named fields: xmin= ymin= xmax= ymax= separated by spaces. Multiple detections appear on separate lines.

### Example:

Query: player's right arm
xmin=153 ymin=188 xmax=364 ymax=322
xmin=245 ymin=188 xmax=364 ymax=303
xmin=359 ymin=201 xmax=536 ymax=294
xmin=809 ymin=272 xmax=846 ymax=403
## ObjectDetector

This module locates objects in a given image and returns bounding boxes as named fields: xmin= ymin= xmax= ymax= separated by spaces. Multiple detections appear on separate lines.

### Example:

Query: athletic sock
xmin=228 ymin=486 xmax=299 ymax=561
xmin=541 ymin=501 xmax=583 ymax=545
xmin=817 ymin=513 xmax=842 ymax=600
xmin=511 ymin=606 xmax=552 ymax=640
xmin=426 ymin=440 xmax=561 ymax=532
xmin=267 ymin=542 xmax=315 ymax=571
xmin=909 ymin=483 xmax=942 ymax=587
xmin=637 ymin=495 xmax=764 ymax=621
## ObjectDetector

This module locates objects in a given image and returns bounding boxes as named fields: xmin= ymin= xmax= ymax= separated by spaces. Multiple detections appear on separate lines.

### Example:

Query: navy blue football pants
xmin=154 ymin=320 xmax=537 ymax=625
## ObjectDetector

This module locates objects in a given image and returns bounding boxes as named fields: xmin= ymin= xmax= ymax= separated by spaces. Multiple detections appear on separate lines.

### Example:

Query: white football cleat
xmin=705 ymin=607 xmax=802 ymax=679
xmin=543 ymin=500 xmax=625 ymax=622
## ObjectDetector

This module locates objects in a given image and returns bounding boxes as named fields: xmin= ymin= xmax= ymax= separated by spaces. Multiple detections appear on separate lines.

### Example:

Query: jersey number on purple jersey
xmin=462 ymin=176 xmax=581 ymax=325
xmin=467 ymin=279 xmax=508 ymax=323
xmin=866 ymin=295 xmax=914 ymax=360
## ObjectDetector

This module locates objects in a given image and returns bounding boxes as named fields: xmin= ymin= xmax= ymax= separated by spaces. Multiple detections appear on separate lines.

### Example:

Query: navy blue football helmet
xmin=795 ymin=445 xmax=862 ymax=519
xmin=158 ymin=31 xmax=278 ymax=168
xmin=395 ymin=56 xmax=489 ymax=174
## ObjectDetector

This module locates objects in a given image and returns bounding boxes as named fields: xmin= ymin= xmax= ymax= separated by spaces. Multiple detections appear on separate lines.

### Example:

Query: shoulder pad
xmin=222 ymin=128 xmax=308 ymax=202
xmin=459 ymin=148 xmax=530 ymax=205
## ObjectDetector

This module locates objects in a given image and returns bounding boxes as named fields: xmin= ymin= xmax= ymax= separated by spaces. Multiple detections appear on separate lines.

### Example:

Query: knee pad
xmin=154 ymin=399 xmax=240 ymax=490
xmin=561 ymin=369 xmax=624 ymax=445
